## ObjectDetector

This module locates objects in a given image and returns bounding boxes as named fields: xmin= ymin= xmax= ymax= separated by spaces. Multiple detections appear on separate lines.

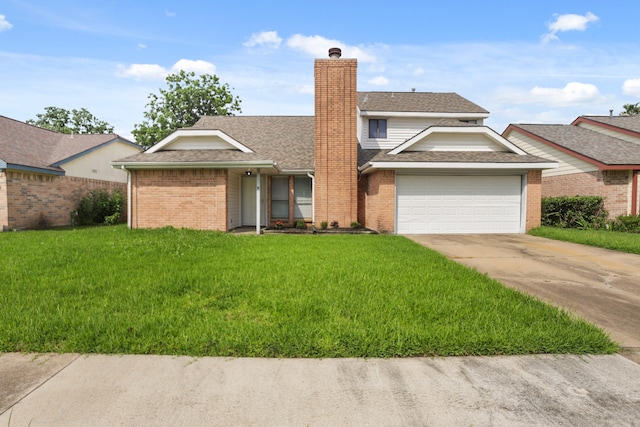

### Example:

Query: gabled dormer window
xmin=369 ymin=119 xmax=387 ymax=139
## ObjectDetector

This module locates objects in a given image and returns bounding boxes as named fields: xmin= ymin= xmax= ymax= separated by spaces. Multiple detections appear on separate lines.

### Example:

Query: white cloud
xmin=368 ymin=76 xmax=389 ymax=86
xmin=529 ymin=82 xmax=602 ymax=106
xmin=622 ymin=78 xmax=640 ymax=97
xmin=171 ymin=59 xmax=216 ymax=74
xmin=0 ymin=14 xmax=12 ymax=31
xmin=117 ymin=59 xmax=216 ymax=80
xmin=286 ymin=34 xmax=378 ymax=63
xmin=244 ymin=31 xmax=282 ymax=49
xmin=137 ymin=43 xmax=147 ymax=50
xmin=542 ymin=12 xmax=599 ymax=43
xmin=165 ymin=11 xmax=176 ymax=17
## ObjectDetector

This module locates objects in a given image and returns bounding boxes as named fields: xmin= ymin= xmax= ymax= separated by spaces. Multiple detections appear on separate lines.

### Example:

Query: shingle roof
xmin=0 ymin=115 xmax=133 ymax=173
xmin=118 ymin=116 xmax=315 ymax=171
xmin=512 ymin=124 xmax=640 ymax=165
xmin=359 ymin=148 xmax=552 ymax=167
xmin=357 ymin=92 xmax=489 ymax=114
xmin=578 ymin=115 xmax=640 ymax=134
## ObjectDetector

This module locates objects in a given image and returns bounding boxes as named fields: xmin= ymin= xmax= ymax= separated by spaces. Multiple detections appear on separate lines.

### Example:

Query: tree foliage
xmin=621 ymin=102 xmax=640 ymax=116
xmin=132 ymin=70 xmax=242 ymax=147
xmin=27 ymin=107 xmax=114 ymax=134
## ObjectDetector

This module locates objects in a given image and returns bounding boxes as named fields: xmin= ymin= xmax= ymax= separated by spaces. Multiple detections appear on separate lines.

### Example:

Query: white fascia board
xmin=112 ymin=160 xmax=277 ymax=170
xmin=388 ymin=126 xmax=527 ymax=155
xmin=146 ymin=129 xmax=254 ymax=154
xmin=359 ymin=111 xmax=489 ymax=119
xmin=359 ymin=161 xmax=558 ymax=173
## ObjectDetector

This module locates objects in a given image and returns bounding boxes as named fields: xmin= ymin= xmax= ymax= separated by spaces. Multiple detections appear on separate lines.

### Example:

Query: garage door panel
xmin=397 ymin=175 xmax=522 ymax=234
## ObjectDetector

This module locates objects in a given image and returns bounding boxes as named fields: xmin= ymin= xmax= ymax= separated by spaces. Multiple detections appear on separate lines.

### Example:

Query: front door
xmin=241 ymin=175 xmax=267 ymax=226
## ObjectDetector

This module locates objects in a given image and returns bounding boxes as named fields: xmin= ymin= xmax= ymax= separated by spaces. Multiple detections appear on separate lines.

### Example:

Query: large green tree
xmin=132 ymin=70 xmax=242 ymax=147
xmin=621 ymin=102 xmax=640 ymax=116
xmin=27 ymin=107 xmax=114 ymax=134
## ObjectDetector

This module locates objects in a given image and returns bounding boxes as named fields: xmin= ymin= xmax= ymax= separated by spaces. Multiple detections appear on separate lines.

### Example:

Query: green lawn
xmin=529 ymin=227 xmax=640 ymax=255
xmin=0 ymin=226 xmax=617 ymax=357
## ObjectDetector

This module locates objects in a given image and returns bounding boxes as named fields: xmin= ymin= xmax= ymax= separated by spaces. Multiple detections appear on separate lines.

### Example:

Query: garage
xmin=396 ymin=175 xmax=523 ymax=234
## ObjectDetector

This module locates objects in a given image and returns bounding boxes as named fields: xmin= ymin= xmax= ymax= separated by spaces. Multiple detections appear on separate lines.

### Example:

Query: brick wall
xmin=314 ymin=56 xmax=358 ymax=227
xmin=526 ymin=170 xmax=542 ymax=231
xmin=130 ymin=169 xmax=227 ymax=230
xmin=1 ymin=170 xmax=126 ymax=230
xmin=542 ymin=170 xmax=631 ymax=218
xmin=364 ymin=170 xmax=395 ymax=233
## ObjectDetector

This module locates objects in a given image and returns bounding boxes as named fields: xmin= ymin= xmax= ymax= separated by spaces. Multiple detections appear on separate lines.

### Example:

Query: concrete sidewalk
xmin=2 ymin=352 xmax=640 ymax=426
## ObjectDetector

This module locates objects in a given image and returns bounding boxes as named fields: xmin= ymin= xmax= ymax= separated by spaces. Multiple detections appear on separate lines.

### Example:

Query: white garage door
xmin=396 ymin=175 xmax=522 ymax=234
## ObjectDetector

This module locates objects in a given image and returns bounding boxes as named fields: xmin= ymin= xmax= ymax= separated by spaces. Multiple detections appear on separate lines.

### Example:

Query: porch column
xmin=256 ymin=169 xmax=261 ymax=235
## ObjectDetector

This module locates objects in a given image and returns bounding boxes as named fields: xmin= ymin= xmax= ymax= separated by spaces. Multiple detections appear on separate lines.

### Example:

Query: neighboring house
xmin=112 ymin=48 xmax=556 ymax=235
xmin=504 ymin=115 xmax=640 ymax=218
xmin=0 ymin=115 xmax=142 ymax=230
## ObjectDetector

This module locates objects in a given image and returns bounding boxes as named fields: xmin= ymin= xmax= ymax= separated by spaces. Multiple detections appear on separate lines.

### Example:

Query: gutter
xmin=359 ymin=161 xmax=559 ymax=174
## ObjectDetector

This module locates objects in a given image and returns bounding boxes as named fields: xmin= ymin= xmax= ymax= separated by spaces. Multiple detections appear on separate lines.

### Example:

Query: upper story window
xmin=368 ymin=119 xmax=387 ymax=139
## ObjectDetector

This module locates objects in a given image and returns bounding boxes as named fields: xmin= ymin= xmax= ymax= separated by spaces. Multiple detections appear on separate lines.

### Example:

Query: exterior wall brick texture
xmin=365 ymin=170 xmax=395 ymax=233
xmin=526 ymin=170 xmax=542 ymax=231
xmin=1 ymin=170 xmax=126 ymax=230
xmin=542 ymin=170 xmax=631 ymax=218
xmin=131 ymin=169 xmax=227 ymax=230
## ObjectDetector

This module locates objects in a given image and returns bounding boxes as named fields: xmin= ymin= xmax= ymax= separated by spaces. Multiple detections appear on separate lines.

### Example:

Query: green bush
xmin=609 ymin=214 xmax=640 ymax=233
xmin=541 ymin=196 xmax=608 ymax=229
xmin=76 ymin=189 xmax=125 ymax=226
xmin=295 ymin=219 xmax=307 ymax=230
xmin=320 ymin=221 xmax=328 ymax=230
xmin=350 ymin=221 xmax=361 ymax=229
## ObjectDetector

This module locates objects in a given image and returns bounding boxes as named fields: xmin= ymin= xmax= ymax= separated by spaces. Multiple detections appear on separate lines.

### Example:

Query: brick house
xmin=504 ymin=116 xmax=640 ymax=219
xmin=0 ymin=115 xmax=141 ymax=230
xmin=113 ymin=48 xmax=556 ymax=234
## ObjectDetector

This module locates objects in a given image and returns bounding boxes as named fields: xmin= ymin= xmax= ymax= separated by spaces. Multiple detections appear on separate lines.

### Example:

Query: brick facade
xmin=364 ymin=170 xmax=396 ymax=233
xmin=526 ymin=170 xmax=542 ymax=231
xmin=314 ymin=56 xmax=358 ymax=228
xmin=1 ymin=170 xmax=126 ymax=230
xmin=130 ymin=169 xmax=227 ymax=230
xmin=542 ymin=170 xmax=631 ymax=218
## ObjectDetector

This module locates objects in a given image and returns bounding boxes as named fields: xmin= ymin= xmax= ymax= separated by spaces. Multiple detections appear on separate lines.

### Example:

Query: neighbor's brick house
xmin=504 ymin=116 xmax=640 ymax=218
xmin=0 ymin=116 xmax=141 ymax=230
xmin=113 ymin=48 xmax=556 ymax=235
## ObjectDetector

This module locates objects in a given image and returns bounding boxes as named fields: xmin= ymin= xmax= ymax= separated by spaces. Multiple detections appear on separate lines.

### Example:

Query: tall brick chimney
xmin=314 ymin=47 xmax=358 ymax=227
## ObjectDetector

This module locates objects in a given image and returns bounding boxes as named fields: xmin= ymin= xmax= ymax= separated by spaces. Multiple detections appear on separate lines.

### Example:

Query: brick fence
xmin=1 ymin=170 xmax=126 ymax=230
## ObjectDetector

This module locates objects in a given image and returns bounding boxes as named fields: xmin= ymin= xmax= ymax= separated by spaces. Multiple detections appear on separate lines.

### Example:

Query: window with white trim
xmin=368 ymin=119 xmax=387 ymax=139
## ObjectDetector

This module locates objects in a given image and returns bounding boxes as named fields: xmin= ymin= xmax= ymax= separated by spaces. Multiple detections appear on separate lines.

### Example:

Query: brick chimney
xmin=314 ymin=47 xmax=358 ymax=227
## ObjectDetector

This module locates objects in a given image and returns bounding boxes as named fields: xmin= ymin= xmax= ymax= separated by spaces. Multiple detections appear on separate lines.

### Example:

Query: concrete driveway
xmin=407 ymin=234 xmax=640 ymax=360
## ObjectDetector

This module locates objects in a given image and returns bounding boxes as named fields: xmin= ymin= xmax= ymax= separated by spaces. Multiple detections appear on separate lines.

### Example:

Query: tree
xmin=27 ymin=107 xmax=114 ymax=134
xmin=132 ymin=70 xmax=242 ymax=147
xmin=621 ymin=102 xmax=640 ymax=116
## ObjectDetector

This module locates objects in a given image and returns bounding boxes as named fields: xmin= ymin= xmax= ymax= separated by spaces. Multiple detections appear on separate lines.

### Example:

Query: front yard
xmin=0 ymin=226 xmax=616 ymax=357
xmin=530 ymin=227 xmax=640 ymax=254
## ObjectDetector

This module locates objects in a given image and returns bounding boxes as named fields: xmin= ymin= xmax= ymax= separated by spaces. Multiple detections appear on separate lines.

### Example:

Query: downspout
xmin=119 ymin=166 xmax=132 ymax=229
xmin=307 ymin=172 xmax=315 ymax=226
xmin=632 ymin=170 xmax=639 ymax=215
xmin=256 ymin=169 xmax=261 ymax=235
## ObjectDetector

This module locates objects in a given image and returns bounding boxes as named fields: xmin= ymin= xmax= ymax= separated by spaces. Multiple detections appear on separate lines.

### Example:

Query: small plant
xmin=330 ymin=220 xmax=339 ymax=229
xmin=274 ymin=220 xmax=284 ymax=230
xmin=320 ymin=221 xmax=328 ymax=230
xmin=295 ymin=219 xmax=307 ymax=229
xmin=350 ymin=221 xmax=361 ymax=229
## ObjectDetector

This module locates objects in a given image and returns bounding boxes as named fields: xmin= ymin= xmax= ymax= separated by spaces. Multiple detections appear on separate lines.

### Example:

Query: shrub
xmin=295 ymin=219 xmax=307 ymax=230
xmin=330 ymin=220 xmax=339 ymax=229
xmin=609 ymin=214 xmax=640 ymax=233
xmin=350 ymin=221 xmax=361 ymax=229
xmin=76 ymin=189 xmax=125 ymax=226
xmin=320 ymin=221 xmax=328 ymax=230
xmin=541 ymin=196 xmax=608 ymax=229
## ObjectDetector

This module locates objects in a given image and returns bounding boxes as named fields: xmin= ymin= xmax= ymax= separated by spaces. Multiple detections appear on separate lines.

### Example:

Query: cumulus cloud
xmin=542 ymin=12 xmax=599 ymax=43
xmin=622 ymin=78 xmax=640 ymax=97
xmin=0 ymin=14 xmax=12 ymax=31
xmin=368 ymin=76 xmax=389 ymax=86
xmin=529 ymin=82 xmax=602 ymax=106
xmin=244 ymin=31 xmax=282 ymax=49
xmin=286 ymin=34 xmax=377 ymax=63
xmin=117 ymin=59 xmax=216 ymax=80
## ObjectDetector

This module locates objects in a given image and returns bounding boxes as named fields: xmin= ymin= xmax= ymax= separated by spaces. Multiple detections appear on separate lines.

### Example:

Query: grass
xmin=0 ymin=226 xmax=617 ymax=357
xmin=529 ymin=227 xmax=640 ymax=255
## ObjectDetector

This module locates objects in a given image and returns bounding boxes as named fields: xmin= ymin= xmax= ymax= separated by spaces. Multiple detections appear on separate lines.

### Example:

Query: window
xmin=369 ymin=119 xmax=387 ymax=139
xmin=294 ymin=176 xmax=312 ymax=219
xmin=271 ymin=176 xmax=289 ymax=219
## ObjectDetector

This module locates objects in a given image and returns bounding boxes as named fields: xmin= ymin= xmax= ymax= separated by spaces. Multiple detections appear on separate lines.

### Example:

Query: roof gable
xmin=573 ymin=115 xmax=640 ymax=136
xmin=146 ymin=129 xmax=254 ymax=154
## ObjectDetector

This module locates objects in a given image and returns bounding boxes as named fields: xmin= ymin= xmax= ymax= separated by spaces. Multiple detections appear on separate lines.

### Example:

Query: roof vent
xmin=610 ymin=109 xmax=614 ymax=118
xmin=328 ymin=47 xmax=342 ymax=59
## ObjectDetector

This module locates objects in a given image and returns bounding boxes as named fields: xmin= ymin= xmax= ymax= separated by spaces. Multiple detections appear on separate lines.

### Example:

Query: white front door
xmin=241 ymin=175 xmax=267 ymax=226
xmin=396 ymin=175 xmax=523 ymax=234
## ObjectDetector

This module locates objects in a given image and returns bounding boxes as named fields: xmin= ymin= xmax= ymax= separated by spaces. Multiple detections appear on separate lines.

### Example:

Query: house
xmin=503 ymin=115 xmax=640 ymax=218
xmin=112 ymin=48 xmax=556 ymax=235
xmin=0 ymin=115 xmax=141 ymax=230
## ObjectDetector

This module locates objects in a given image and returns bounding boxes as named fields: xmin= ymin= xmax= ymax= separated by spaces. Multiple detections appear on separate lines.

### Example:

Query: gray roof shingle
xmin=578 ymin=115 xmax=640 ymax=134
xmin=512 ymin=124 xmax=640 ymax=165
xmin=357 ymin=92 xmax=489 ymax=114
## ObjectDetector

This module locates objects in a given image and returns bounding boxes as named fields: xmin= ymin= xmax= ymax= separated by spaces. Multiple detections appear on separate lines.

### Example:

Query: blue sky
xmin=2 ymin=0 xmax=640 ymax=141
